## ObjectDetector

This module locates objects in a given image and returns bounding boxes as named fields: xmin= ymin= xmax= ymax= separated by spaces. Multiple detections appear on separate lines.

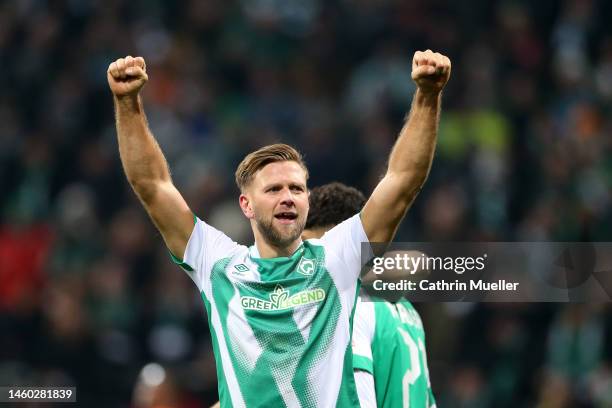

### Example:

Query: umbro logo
xmin=234 ymin=264 xmax=249 ymax=273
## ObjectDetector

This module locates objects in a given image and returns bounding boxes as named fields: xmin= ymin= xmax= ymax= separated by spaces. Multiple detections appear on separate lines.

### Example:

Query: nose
xmin=279 ymin=188 xmax=295 ymax=207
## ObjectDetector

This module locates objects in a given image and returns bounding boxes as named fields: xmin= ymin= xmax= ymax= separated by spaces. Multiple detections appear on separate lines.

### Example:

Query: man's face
xmin=240 ymin=161 xmax=309 ymax=248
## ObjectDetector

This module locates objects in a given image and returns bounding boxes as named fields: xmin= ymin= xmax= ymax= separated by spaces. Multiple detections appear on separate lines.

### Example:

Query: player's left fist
xmin=411 ymin=50 xmax=451 ymax=95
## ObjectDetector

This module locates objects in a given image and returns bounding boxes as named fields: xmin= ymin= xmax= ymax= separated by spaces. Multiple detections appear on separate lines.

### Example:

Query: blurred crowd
xmin=0 ymin=0 xmax=611 ymax=407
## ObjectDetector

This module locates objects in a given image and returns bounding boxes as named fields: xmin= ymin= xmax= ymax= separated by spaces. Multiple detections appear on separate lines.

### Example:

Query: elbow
xmin=129 ymin=178 xmax=160 ymax=203
xmin=399 ymin=183 xmax=424 ymax=205
xmin=395 ymin=174 xmax=429 ymax=206
xmin=388 ymin=168 xmax=429 ymax=195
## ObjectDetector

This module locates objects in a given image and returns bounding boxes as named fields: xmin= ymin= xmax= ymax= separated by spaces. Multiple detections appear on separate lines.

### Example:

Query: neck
xmin=254 ymin=237 xmax=302 ymax=258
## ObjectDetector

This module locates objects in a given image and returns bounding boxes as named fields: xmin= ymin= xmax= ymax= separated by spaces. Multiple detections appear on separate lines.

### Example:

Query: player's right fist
xmin=107 ymin=56 xmax=148 ymax=98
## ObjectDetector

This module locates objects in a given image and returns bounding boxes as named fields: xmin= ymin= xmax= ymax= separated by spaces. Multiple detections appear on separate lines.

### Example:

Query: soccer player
xmin=107 ymin=50 xmax=450 ymax=407
xmin=303 ymin=183 xmax=436 ymax=408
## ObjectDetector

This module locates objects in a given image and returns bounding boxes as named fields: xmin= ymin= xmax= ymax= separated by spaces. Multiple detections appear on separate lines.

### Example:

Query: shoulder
xmin=395 ymin=300 xmax=425 ymax=332
xmin=306 ymin=214 xmax=366 ymax=255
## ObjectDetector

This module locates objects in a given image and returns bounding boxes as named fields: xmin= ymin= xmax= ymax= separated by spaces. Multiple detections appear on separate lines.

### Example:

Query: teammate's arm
xmin=108 ymin=56 xmax=194 ymax=259
xmin=361 ymin=50 xmax=451 ymax=242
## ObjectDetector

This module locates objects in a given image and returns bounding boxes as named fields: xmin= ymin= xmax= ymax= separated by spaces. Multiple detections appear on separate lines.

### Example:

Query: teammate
xmin=107 ymin=50 xmax=450 ymax=407
xmin=303 ymin=183 xmax=436 ymax=408
xmin=353 ymin=294 xmax=436 ymax=408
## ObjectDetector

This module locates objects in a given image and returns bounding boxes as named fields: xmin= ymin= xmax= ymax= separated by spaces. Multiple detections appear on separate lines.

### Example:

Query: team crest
xmin=297 ymin=257 xmax=316 ymax=276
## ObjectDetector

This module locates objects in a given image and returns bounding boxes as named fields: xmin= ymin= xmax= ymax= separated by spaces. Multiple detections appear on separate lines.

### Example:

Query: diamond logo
xmin=234 ymin=264 xmax=249 ymax=273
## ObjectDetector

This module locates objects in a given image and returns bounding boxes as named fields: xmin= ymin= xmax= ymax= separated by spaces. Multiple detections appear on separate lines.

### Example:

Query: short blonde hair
xmin=235 ymin=143 xmax=308 ymax=191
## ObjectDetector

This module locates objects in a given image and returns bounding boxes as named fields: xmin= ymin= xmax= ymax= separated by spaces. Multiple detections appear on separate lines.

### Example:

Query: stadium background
xmin=1 ymin=0 xmax=611 ymax=406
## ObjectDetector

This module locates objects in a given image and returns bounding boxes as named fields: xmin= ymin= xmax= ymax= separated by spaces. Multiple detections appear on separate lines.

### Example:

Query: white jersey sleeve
xmin=352 ymin=297 xmax=375 ymax=373
xmin=354 ymin=370 xmax=377 ymax=408
xmin=319 ymin=213 xmax=370 ymax=287
xmin=173 ymin=216 xmax=239 ymax=292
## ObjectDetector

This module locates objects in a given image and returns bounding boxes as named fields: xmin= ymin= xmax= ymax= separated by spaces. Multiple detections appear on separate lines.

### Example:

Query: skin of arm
xmin=108 ymin=56 xmax=194 ymax=259
xmin=361 ymin=50 xmax=451 ymax=243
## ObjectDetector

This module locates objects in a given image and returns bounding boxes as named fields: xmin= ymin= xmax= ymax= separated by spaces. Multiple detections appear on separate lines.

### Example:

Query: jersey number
xmin=398 ymin=328 xmax=430 ymax=408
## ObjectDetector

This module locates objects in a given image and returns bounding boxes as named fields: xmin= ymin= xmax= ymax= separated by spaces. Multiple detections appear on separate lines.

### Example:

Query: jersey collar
xmin=248 ymin=241 xmax=305 ymax=261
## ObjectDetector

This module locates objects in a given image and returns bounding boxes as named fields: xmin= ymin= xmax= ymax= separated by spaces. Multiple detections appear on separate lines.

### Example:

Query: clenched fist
xmin=107 ymin=56 xmax=148 ymax=98
xmin=412 ymin=50 xmax=451 ymax=95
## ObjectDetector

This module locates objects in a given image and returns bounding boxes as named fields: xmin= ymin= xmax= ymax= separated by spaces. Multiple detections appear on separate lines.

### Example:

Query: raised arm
xmin=361 ymin=50 xmax=451 ymax=242
xmin=107 ymin=56 xmax=194 ymax=259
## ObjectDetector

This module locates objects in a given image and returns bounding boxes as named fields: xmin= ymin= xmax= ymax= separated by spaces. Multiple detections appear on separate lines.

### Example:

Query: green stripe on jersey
xmin=201 ymin=292 xmax=233 ymax=406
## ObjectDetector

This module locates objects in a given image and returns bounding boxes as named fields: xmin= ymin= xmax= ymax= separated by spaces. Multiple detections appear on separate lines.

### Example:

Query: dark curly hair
xmin=306 ymin=182 xmax=366 ymax=229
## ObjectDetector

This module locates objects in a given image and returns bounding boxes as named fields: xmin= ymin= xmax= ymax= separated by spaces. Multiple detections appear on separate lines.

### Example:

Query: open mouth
xmin=274 ymin=212 xmax=298 ymax=223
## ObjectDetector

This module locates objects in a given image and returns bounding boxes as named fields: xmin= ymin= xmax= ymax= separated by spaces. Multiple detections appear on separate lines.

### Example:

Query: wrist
xmin=114 ymin=93 xmax=142 ymax=112
xmin=414 ymin=89 xmax=441 ymax=107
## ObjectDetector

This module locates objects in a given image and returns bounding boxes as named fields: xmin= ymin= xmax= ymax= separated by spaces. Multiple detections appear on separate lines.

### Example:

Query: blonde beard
xmin=255 ymin=213 xmax=305 ymax=248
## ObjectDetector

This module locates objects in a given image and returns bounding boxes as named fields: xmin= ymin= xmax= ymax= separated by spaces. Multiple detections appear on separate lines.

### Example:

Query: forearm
xmin=360 ymin=50 xmax=449 ymax=242
xmin=109 ymin=56 xmax=193 ymax=258
xmin=387 ymin=89 xmax=441 ymax=196
xmin=114 ymin=95 xmax=171 ymax=198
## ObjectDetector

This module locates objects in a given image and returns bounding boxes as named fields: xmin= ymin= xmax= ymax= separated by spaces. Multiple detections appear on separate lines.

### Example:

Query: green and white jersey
xmin=175 ymin=214 xmax=368 ymax=408
xmin=352 ymin=296 xmax=436 ymax=408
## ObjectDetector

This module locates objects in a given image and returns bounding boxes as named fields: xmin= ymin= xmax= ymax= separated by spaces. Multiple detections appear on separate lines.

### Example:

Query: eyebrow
xmin=263 ymin=182 xmax=306 ymax=190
